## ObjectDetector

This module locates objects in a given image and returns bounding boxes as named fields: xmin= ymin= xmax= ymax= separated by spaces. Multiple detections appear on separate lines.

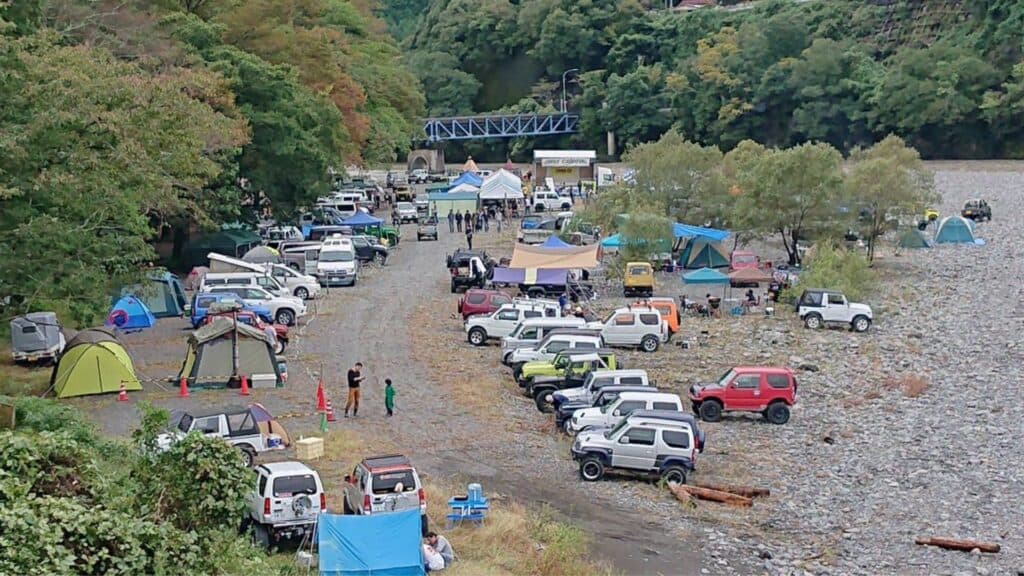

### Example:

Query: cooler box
xmin=296 ymin=437 xmax=324 ymax=460
xmin=251 ymin=373 xmax=277 ymax=389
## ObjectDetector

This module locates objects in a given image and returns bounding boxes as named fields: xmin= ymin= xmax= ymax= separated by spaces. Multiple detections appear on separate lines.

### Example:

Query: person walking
xmin=384 ymin=378 xmax=395 ymax=417
xmin=482 ymin=210 xmax=489 ymax=232
xmin=344 ymin=362 xmax=365 ymax=417
xmin=455 ymin=211 xmax=463 ymax=232
xmin=465 ymin=223 xmax=474 ymax=250
xmin=495 ymin=209 xmax=503 ymax=232
xmin=447 ymin=210 xmax=455 ymax=233
xmin=463 ymin=210 xmax=472 ymax=233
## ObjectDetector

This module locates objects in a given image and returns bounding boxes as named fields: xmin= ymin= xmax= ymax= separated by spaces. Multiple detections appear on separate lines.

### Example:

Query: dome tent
xmin=242 ymin=245 xmax=281 ymax=264
xmin=897 ymin=228 xmax=931 ymax=249
xmin=934 ymin=216 xmax=977 ymax=244
xmin=50 ymin=328 xmax=141 ymax=398
xmin=105 ymin=295 xmax=156 ymax=332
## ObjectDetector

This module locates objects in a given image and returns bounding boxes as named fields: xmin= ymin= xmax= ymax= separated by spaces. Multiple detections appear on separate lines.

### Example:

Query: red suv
xmin=457 ymin=289 xmax=511 ymax=320
xmin=688 ymin=366 xmax=796 ymax=425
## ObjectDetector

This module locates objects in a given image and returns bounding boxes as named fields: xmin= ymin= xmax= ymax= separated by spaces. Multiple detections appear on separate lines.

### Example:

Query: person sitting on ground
xmin=422 ymin=543 xmax=445 ymax=572
xmin=706 ymin=293 xmax=722 ymax=318
xmin=426 ymin=532 xmax=455 ymax=568
xmin=745 ymin=289 xmax=757 ymax=306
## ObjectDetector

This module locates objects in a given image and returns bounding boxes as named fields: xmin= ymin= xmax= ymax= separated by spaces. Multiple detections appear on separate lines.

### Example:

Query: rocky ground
xmin=68 ymin=165 xmax=1024 ymax=575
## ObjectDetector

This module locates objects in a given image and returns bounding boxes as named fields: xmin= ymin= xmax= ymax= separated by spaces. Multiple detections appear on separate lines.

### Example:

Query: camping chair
xmin=446 ymin=483 xmax=489 ymax=529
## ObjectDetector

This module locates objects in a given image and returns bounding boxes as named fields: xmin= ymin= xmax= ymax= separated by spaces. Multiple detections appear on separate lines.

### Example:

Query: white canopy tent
xmin=478 ymin=169 xmax=524 ymax=200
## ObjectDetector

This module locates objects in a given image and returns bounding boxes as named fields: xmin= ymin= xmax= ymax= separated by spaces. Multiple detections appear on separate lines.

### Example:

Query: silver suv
xmin=571 ymin=410 xmax=705 ymax=485
xmin=507 ymin=330 xmax=604 ymax=368
xmin=244 ymin=461 xmax=325 ymax=548
xmin=342 ymin=454 xmax=428 ymax=534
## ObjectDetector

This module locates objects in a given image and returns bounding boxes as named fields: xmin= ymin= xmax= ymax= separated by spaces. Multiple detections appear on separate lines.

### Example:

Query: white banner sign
xmin=540 ymin=157 xmax=591 ymax=167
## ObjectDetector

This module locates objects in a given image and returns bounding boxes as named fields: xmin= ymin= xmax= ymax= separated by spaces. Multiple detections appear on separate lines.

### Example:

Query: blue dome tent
xmin=934 ymin=216 xmax=977 ymax=244
xmin=540 ymin=235 xmax=572 ymax=249
xmin=105 ymin=295 xmax=156 ymax=332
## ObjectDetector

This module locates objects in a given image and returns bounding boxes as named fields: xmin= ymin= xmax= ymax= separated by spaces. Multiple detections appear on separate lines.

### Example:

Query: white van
xmin=207 ymin=252 xmax=320 ymax=300
xmin=200 ymin=272 xmax=287 ymax=296
xmin=316 ymin=245 xmax=358 ymax=287
xmin=567 ymin=391 xmax=683 ymax=434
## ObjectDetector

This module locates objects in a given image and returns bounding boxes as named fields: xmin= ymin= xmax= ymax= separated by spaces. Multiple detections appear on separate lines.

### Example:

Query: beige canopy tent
xmin=463 ymin=157 xmax=479 ymax=173
xmin=728 ymin=267 xmax=773 ymax=283
xmin=510 ymin=243 xmax=600 ymax=269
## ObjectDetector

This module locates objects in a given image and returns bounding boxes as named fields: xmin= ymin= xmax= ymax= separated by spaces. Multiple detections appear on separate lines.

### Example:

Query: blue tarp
xmin=106 ymin=295 xmax=156 ymax=331
xmin=672 ymin=223 xmax=730 ymax=242
xmin=682 ymin=267 xmax=730 ymax=285
xmin=540 ymin=235 xmax=572 ymax=249
xmin=318 ymin=510 xmax=425 ymax=576
xmin=341 ymin=211 xmax=383 ymax=227
xmin=600 ymin=234 xmax=622 ymax=248
xmin=450 ymin=172 xmax=483 ymax=188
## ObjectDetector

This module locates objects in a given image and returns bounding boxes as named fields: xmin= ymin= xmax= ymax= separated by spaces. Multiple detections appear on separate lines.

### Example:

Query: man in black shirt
xmin=345 ymin=362 xmax=365 ymax=417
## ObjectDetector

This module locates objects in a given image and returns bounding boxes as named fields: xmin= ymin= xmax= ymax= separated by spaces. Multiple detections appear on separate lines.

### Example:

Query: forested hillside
xmin=0 ymin=0 xmax=421 ymax=324
xmin=395 ymin=0 xmax=1024 ymax=159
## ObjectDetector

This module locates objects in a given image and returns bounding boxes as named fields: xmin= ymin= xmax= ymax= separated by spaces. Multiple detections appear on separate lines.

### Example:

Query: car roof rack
xmin=626 ymin=410 xmax=699 ymax=426
xmin=361 ymin=454 xmax=412 ymax=470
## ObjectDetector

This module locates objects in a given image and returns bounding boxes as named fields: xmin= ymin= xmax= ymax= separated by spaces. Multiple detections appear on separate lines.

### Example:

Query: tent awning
xmin=341 ymin=212 xmax=383 ymax=227
xmin=509 ymin=243 xmax=599 ymax=269
xmin=491 ymin=267 xmax=569 ymax=285
xmin=672 ymin=222 xmax=730 ymax=241
xmin=728 ymin=267 xmax=772 ymax=283
xmin=682 ymin=267 xmax=730 ymax=284
xmin=190 ymin=317 xmax=273 ymax=345
xmin=479 ymin=168 xmax=524 ymax=200
xmin=447 ymin=183 xmax=480 ymax=195
xmin=451 ymin=171 xmax=482 ymax=188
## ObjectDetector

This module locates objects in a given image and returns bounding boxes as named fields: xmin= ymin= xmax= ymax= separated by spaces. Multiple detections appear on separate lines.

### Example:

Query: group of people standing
xmin=446 ymin=206 xmax=507 ymax=250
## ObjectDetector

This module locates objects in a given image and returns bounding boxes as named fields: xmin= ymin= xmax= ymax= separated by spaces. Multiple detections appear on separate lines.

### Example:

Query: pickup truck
xmin=417 ymin=216 xmax=439 ymax=241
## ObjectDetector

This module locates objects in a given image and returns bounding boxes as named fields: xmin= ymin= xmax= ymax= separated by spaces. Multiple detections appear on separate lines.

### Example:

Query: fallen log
xmin=693 ymin=481 xmax=771 ymax=498
xmin=914 ymin=537 xmax=1000 ymax=554
xmin=670 ymin=484 xmax=752 ymax=508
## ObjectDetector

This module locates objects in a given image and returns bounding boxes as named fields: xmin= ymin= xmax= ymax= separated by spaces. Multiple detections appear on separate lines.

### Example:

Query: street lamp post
xmin=561 ymin=68 xmax=580 ymax=113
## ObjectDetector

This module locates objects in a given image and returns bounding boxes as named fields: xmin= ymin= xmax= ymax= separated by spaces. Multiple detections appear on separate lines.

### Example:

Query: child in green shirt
xmin=384 ymin=378 xmax=395 ymax=417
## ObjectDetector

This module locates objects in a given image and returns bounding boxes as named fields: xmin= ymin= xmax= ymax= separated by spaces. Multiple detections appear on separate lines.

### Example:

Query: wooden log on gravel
xmin=914 ymin=537 xmax=1000 ymax=554
xmin=670 ymin=484 xmax=752 ymax=508
xmin=693 ymin=482 xmax=771 ymax=498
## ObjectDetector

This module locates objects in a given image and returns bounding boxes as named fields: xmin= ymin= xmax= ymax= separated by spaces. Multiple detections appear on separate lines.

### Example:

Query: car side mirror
xmin=613 ymin=410 xmax=621 ymax=417
xmin=619 ymin=436 xmax=629 ymax=444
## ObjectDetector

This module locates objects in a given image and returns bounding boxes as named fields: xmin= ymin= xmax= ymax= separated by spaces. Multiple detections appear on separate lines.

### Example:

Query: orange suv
xmin=630 ymin=298 xmax=680 ymax=334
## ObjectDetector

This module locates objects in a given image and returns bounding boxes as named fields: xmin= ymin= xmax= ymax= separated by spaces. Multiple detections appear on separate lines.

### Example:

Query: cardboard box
xmin=295 ymin=436 xmax=324 ymax=460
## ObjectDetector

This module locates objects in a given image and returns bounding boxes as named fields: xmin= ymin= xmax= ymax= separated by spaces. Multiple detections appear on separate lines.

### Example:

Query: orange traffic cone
xmin=325 ymin=399 xmax=336 ymax=422
xmin=117 ymin=381 xmax=128 ymax=402
xmin=239 ymin=375 xmax=250 ymax=396
xmin=315 ymin=378 xmax=326 ymax=412
xmin=178 ymin=377 xmax=190 ymax=398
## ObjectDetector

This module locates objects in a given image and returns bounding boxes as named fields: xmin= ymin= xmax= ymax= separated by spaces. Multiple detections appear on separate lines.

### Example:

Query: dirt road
xmin=288 ymin=221 xmax=706 ymax=575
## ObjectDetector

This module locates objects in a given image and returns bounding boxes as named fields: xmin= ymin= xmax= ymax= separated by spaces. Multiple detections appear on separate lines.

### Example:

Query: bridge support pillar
xmin=408 ymin=149 xmax=445 ymax=173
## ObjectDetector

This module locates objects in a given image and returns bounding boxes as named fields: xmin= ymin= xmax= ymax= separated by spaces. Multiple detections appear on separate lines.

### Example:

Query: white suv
xmin=796 ymin=289 xmax=873 ymax=332
xmin=465 ymin=302 xmax=562 ymax=346
xmin=267 ymin=263 xmax=321 ymax=300
xmin=587 ymin=306 xmax=668 ymax=352
xmin=205 ymin=286 xmax=306 ymax=326
xmin=508 ymin=330 xmax=603 ymax=368
xmin=501 ymin=318 xmax=590 ymax=364
xmin=532 ymin=189 xmax=571 ymax=212
xmin=552 ymin=369 xmax=651 ymax=408
xmin=245 ymin=461 xmax=325 ymax=548
xmin=572 ymin=410 xmax=705 ymax=484
xmin=567 ymin=391 xmax=683 ymax=434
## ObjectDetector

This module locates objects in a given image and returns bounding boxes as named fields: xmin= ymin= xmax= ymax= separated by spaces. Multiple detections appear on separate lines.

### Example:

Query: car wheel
xmin=450 ymin=279 xmax=457 ymax=293
xmin=698 ymin=400 xmax=722 ymax=422
xmin=238 ymin=445 xmax=256 ymax=468
xmin=294 ymin=287 xmax=309 ymax=300
xmin=375 ymin=252 xmax=387 ymax=265
xmin=534 ymin=204 xmax=545 ymax=213
xmin=563 ymin=419 xmax=574 ymax=435
xmin=534 ymin=389 xmax=553 ymax=413
xmin=641 ymin=335 xmax=659 ymax=353
xmin=288 ymin=262 xmax=301 ymax=271
xmin=276 ymin=309 xmax=296 ymax=326
xmin=511 ymin=364 xmax=524 ymax=380
xmin=579 ymin=456 xmax=605 ymax=482
xmin=660 ymin=465 xmax=687 ymax=487
xmin=252 ymin=524 xmax=270 ymax=549
xmin=803 ymin=313 xmax=822 ymax=329
xmin=468 ymin=327 xmax=487 ymax=346
xmin=851 ymin=315 xmax=871 ymax=333
xmin=765 ymin=402 xmax=791 ymax=425
xmin=274 ymin=339 xmax=286 ymax=355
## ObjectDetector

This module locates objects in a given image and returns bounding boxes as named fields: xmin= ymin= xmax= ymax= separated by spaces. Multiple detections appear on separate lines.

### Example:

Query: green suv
xmin=516 ymin=349 xmax=618 ymax=391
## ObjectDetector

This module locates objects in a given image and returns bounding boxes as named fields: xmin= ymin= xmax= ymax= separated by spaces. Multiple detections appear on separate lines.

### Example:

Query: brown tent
xmin=728 ymin=267 xmax=773 ymax=283
xmin=509 ymin=243 xmax=600 ymax=269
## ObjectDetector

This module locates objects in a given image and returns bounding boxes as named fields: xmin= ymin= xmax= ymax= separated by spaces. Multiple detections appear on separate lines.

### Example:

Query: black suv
xmin=446 ymin=249 xmax=494 ymax=293
xmin=961 ymin=199 xmax=991 ymax=222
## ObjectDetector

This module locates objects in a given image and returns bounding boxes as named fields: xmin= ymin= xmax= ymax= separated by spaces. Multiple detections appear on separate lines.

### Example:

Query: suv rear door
xmin=368 ymin=469 xmax=419 ymax=513
xmin=268 ymin=472 xmax=321 ymax=523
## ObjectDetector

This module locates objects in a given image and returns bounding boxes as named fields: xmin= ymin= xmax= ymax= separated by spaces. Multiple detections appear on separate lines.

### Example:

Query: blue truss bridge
xmin=422 ymin=113 xmax=579 ymax=143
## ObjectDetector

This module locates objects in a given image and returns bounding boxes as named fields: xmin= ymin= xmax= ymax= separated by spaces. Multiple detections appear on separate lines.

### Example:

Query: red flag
xmin=315 ymin=378 xmax=326 ymax=412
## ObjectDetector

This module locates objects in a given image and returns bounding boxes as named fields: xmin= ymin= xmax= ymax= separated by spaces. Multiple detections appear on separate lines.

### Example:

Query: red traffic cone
xmin=117 ymin=381 xmax=129 ymax=402
xmin=325 ymin=399 xmax=336 ymax=422
xmin=315 ymin=378 xmax=326 ymax=412
xmin=178 ymin=377 xmax=190 ymax=398
xmin=239 ymin=375 xmax=250 ymax=396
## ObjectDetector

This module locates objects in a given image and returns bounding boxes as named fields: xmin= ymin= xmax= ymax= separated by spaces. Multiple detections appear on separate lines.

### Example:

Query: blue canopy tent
xmin=600 ymin=233 xmax=622 ymax=248
xmin=105 ymin=295 xmax=156 ymax=332
xmin=540 ymin=235 xmax=572 ymax=249
xmin=672 ymin=223 xmax=730 ymax=242
xmin=450 ymin=171 xmax=483 ymax=188
xmin=318 ymin=510 xmax=425 ymax=576
xmin=341 ymin=211 xmax=383 ymax=232
xmin=682 ymin=267 xmax=730 ymax=285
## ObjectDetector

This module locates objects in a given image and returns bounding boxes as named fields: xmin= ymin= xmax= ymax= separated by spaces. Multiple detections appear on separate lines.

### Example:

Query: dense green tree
xmin=405 ymin=50 xmax=482 ymax=116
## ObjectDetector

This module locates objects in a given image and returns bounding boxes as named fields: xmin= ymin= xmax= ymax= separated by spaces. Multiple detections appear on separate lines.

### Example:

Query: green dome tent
xmin=679 ymin=239 xmax=730 ymax=269
xmin=50 ymin=328 xmax=141 ymax=398
xmin=897 ymin=228 xmax=931 ymax=249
